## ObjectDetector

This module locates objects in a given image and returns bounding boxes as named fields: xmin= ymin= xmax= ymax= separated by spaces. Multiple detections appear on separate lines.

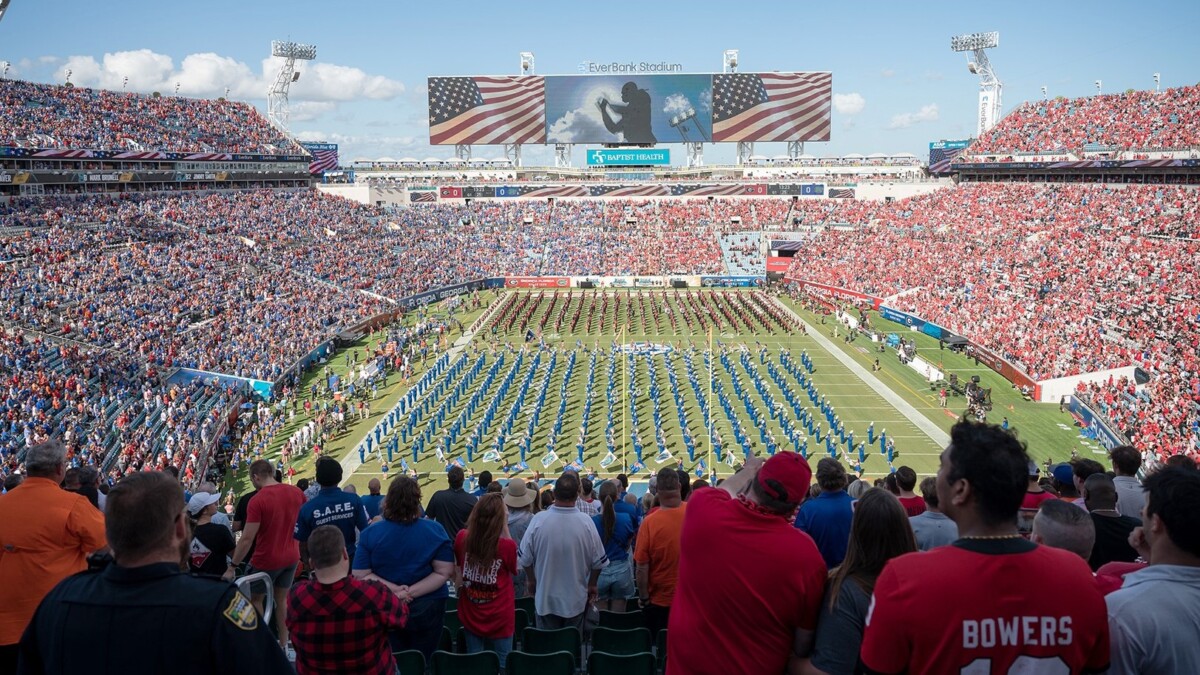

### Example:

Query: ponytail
xmin=599 ymin=481 xmax=618 ymax=544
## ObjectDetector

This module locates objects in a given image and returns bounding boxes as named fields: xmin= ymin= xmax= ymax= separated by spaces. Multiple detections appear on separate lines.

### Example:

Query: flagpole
xmin=708 ymin=324 xmax=714 ymax=478
xmin=624 ymin=321 xmax=633 ymax=470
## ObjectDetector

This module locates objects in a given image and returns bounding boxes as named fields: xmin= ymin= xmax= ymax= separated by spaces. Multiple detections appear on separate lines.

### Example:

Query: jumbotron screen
xmin=427 ymin=72 xmax=832 ymax=146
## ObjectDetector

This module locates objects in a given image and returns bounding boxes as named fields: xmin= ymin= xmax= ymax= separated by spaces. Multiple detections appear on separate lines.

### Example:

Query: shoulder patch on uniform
xmin=222 ymin=593 xmax=259 ymax=631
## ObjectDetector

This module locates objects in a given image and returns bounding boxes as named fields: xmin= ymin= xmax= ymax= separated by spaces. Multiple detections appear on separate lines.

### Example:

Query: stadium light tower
xmin=1153 ymin=72 xmax=1160 ymax=92
xmin=724 ymin=49 xmax=754 ymax=166
xmin=268 ymin=40 xmax=317 ymax=132
xmin=1095 ymin=80 xmax=1102 ymax=95
xmin=950 ymin=31 xmax=1002 ymax=137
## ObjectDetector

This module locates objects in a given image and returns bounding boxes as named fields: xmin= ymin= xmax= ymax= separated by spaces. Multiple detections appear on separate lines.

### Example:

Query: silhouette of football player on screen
xmin=597 ymin=82 xmax=657 ymax=144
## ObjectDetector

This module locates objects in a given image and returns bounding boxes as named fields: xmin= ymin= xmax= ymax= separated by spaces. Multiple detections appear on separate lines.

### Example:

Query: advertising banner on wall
xmin=504 ymin=276 xmax=571 ymax=288
xmin=700 ymin=275 xmax=765 ymax=287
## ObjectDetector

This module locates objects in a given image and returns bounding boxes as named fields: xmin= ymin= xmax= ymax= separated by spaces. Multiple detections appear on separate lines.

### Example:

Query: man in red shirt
xmin=894 ymin=466 xmax=926 ymax=517
xmin=860 ymin=419 xmax=1110 ymax=675
xmin=228 ymin=459 xmax=307 ymax=649
xmin=287 ymin=525 xmax=406 ymax=675
xmin=667 ymin=452 xmax=825 ymax=675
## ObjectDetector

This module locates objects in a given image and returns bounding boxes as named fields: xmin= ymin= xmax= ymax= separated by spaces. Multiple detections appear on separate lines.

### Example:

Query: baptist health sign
xmin=586 ymin=148 xmax=671 ymax=167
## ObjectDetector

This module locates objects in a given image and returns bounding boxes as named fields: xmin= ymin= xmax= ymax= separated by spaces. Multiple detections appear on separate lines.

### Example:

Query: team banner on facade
xmin=437 ymin=182 xmax=811 ymax=200
xmin=505 ymin=277 xmax=571 ymax=288
xmin=700 ymin=276 xmax=765 ymax=287
xmin=429 ymin=72 xmax=831 ymax=146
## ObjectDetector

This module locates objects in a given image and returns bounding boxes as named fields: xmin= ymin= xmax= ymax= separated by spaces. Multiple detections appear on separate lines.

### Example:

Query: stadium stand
xmin=965 ymin=85 xmax=1200 ymax=156
xmin=787 ymin=182 xmax=1200 ymax=461
xmin=0 ymin=78 xmax=301 ymax=154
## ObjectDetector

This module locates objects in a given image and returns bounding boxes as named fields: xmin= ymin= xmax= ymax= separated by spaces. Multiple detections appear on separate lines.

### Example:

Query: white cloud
xmin=547 ymin=108 xmax=615 ymax=144
xmin=49 ymin=49 xmax=403 ymax=108
xmin=290 ymin=101 xmax=338 ymax=122
xmin=924 ymin=71 xmax=945 ymax=81
xmin=887 ymin=103 xmax=939 ymax=129
xmin=662 ymin=93 xmax=694 ymax=116
xmin=832 ymin=93 xmax=866 ymax=116
xmin=880 ymin=69 xmax=896 ymax=78
xmin=546 ymin=84 xmax=624 ymax=144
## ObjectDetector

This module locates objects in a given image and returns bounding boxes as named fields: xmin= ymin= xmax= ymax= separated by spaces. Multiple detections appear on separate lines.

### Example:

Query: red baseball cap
xmin=756 ymin=452 xmax=813 ymax=504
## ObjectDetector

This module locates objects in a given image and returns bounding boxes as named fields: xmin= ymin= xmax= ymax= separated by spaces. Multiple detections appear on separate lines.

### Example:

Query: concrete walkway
xmin=770 ymin=297 xmax=951 ymax=449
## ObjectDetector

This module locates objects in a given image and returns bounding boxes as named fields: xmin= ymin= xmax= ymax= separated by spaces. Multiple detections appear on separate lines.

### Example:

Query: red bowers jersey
xmin=860 ymin=539 xmax=1109 ymax=675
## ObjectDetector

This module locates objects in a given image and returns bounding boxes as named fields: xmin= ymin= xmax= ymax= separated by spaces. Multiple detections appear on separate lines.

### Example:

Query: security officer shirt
xmin=294 ymin=487 xmax=370 ymax=555
xmin=17 ymin=562 xmax=292 ymax=674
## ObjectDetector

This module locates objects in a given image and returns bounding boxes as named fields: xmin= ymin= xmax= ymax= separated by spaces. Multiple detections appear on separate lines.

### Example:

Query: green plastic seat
xmin=587 ymin=650 xmax=656 ymax=675
xmin=505 ymin=649 xmax=576 ymax=675
xmin=598 ymin=609 xmax=645 ymax=630
xmin=391 ymin=649 xmax=426 ymax=675
xmin=522 ymin=626 xmax=582 ymax=662
xmin=515 ymin=595 xmax=536 ymax=618
xmin=591 ymin=626 xmax=652 ymax=656
xmin=430 ymin=649 xmax=501 ymax=675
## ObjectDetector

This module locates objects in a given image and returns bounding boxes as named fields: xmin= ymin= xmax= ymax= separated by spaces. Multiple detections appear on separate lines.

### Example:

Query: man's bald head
xmin=1083 ymin=473 xmax=1118 ymax=510
xmin=368 ymin=478 xmax=381 ymax=495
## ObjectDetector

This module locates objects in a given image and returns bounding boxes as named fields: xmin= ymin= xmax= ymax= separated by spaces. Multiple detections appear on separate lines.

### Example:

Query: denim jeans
xmin=387 ymin=595 xmax=446 ymax=662
xmin=462 ymin=630 xmax=512 ymax=668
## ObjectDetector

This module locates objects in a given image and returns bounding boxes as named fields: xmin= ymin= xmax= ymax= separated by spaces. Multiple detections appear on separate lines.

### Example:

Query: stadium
xmin=1 ymin=3 xmax=1199 ymax=674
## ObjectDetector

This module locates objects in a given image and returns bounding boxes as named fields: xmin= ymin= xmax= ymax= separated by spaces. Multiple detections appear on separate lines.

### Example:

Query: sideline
xmin=769 ymin=297 xmax=951 ymax=449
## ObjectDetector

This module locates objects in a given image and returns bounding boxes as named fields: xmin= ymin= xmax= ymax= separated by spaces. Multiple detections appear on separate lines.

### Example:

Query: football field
xmin=227 ymin=289 xmax=1092 ymax=495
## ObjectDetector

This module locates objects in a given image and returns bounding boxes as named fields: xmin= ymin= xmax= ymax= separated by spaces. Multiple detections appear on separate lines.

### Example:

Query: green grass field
xmin=224 ymin=289 xmax=1099 ymax=498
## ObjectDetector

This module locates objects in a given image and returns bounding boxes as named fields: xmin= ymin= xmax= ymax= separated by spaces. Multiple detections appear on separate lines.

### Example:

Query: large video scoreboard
xmin=428 ymin=72 xmax=832 ymax=146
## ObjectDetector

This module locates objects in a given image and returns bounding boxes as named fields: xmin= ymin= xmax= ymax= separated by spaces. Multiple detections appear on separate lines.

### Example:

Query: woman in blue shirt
xmin=354 ymin=476 xmax=454 ymax=661
xmin=592 ymin=481 xmax=636 ymax=612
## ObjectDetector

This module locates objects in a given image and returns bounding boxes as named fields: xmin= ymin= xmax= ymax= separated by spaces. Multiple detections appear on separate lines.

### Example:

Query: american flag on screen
xmin=301 ymin=144 xmax=339 ymax=174
xmin=429 ymin=76 xmax=546 ymax=145
xmin=712 ymin=72 xmax=832 ymax=142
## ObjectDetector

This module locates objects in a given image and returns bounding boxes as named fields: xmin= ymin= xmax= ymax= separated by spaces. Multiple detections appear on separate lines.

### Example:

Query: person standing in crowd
xmin=187 ymin=492 xmax=235 ymax=577
xmin=471 ymin=470 xmax=493 ymax=497
xmin=353 ymin=476 xmax=453 ymax=661
xmin=1108 ymin=445 xmax=1145 ymax=519
xmin=908 ymin=476 xmax=958 ymax=551
xmin=893 ymin=466 xmax=925 ymax=517
xmin=804 ymin=488 xmax=916 ymax=675
xmin=1082 ymin=473 xmax=1141 ymax=570
xmin=426 ymin=465 xmax=477 ymax=540
xmin=454 ymin=494 xmax=518 ymax=668
xmin=860 ymin=419 xmax=1109 ymax=675
xmin=0 ymin=440 xmax=107 ymax=672
xmin=226 ymin=459 xmax=307 ymax=650
xmin=518 ymin=471 xmax=608 ymax=631
xmin=1050 ymin=462 xmax=1082 ymax=503
xmin=1106 ymin=467 xmax=1200 ymax=674
xmin=667 ymin=452 xmax=825 ymax=675
xmin=361 ymin=478 xmax=384 ymax=521
xmin=635 ymin=467 xmax=687 ymax=639
xmin=576 ymin=477 xmax=601 ymax=516
xmin=295 ymin=458 xmax=369 ymax=569
xmin=1071 ymin=458 xmax=1107 ymax=510
xmin=1018 ymin=460 xmax=1057 ymax=536
xmin=1028 ymin=498 xmax=1132 ymax=594
xmin=795 ymin=458 xmax=854 ymax=568
xmin=592 ymin=481 xmax=637 ymax=612
xmin=17 ymin=471 xmax=291 ymax=675
xmin=502 ymin=479 xmax=537 ymax=598
xmin=287 ymin=525 xmax=407 ymax=675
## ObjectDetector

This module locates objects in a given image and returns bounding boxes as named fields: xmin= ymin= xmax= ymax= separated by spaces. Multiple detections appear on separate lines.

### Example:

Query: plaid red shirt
xmin=286 ymin=576 xmax=407 ymax=675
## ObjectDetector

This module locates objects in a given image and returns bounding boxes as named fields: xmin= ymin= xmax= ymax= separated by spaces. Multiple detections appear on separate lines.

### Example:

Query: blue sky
xmin=1 ymin=0 xmax=1197 ymax=165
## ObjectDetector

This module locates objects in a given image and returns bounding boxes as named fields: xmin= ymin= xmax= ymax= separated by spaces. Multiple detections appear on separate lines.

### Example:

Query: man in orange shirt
xmin=0 ymin=440 xmax=107 ymax=672
xmin=634 ymin=467 xmax=687 ymax=639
